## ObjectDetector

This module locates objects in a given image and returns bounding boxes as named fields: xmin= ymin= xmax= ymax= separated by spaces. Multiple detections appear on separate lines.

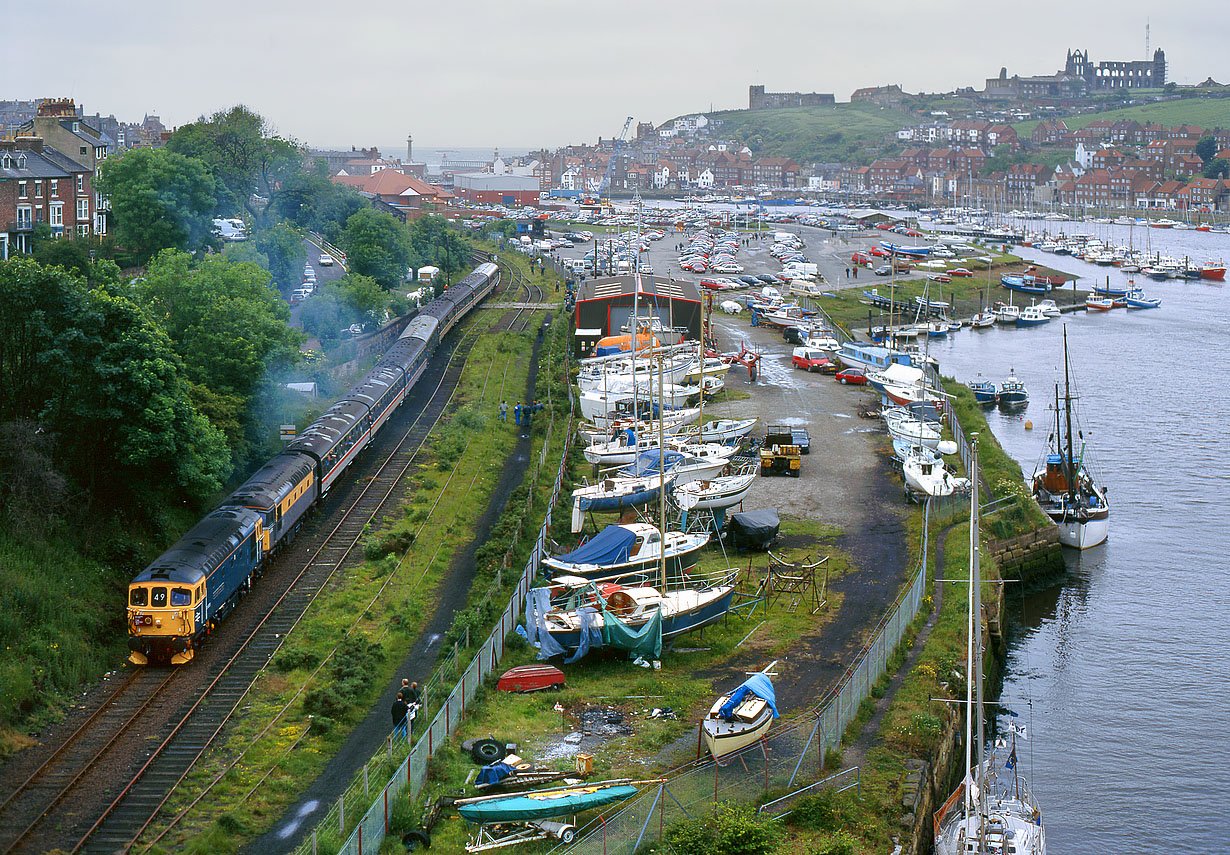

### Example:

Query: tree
xmin=1203 ymin=158 xmax=1229 ymax=179
xmin=95 ymin=147 xmax=217 ymax=263
xmin=406 ymin=215 xmax=471 ymax=287
xmin=254 ymin=222 xmax=306 ymax=290
xmin=1195 ymin=135 xmax=1218 ymax=163
xmin=273 ymin=168 xmax=368 ymax=244
xmin=137 ymin=251 xmax=304 ymax=456
xmin=167 ymin=105 xmax=301 ymax=227
xmin=340 ymin=208 xmax=414 ymax=289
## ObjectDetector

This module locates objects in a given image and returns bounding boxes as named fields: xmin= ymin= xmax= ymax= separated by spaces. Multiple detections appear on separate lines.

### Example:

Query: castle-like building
xmin=748 ymin=85 xmax=834 ymax=110
xmin=983 ymin=48 xmax=1166 ymax=100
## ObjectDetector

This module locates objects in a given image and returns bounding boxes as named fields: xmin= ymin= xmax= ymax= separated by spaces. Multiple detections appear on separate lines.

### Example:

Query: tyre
xmin=402 ymin=829 xmax=431 ymax=850
xmin=471 ymin=738 xmax=506 ymax=765
xmin=559 ymin=827 xmax=576 ymax=843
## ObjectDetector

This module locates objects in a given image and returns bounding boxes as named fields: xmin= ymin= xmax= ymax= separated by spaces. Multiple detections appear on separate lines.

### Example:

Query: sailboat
xmin=1030 ymin=328 xmax=1109 ymax=549
xmin=702 ymin=662 xmax=780 ymax=759
xmin=935 ymin=442 xmax=1046 ymax=855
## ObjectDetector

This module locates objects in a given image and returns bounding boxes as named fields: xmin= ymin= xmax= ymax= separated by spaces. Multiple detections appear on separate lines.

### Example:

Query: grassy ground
xmin=140 ymin=292 xmax=554 ymax=853
xmin=1013 ymin=93 xmax=1230 ymax=137
xmin=707 ymin=103 xmax=916 ymax=165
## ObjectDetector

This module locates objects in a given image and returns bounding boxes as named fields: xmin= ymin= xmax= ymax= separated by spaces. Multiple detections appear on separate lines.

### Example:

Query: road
xmin=289 ymin=235 xmax=347 ymax=328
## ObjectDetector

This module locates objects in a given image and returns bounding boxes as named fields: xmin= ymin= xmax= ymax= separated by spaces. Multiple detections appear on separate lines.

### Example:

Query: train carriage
xmin=220 ymin=452 xmax=316 ymax=552
xmin=128 ymin=507 xmax=264 ymax=665
xmin=347 ymin=364 xmax=407 ymax=437
xmin=284 ymin=399 xmax=372 ymax=494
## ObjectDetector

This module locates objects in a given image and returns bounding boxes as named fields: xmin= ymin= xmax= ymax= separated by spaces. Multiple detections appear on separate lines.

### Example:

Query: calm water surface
xmin=927 ymin=227 xmax=1230 ymax=854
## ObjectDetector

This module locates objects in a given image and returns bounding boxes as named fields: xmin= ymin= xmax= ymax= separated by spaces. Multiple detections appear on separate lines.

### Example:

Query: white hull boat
xmin=702 ymin=667 xmax=780 ymax=759
xmin=673 ymin=470 xmax=757 ymax=511
xmin=578 ymin=409 xmax=700 ymax=441
xmin=902 ymin=451 xmax=969 ymax=499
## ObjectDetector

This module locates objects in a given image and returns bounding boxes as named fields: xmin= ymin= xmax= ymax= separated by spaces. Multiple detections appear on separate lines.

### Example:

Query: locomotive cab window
xmin=171 ymin=588 xmax=192 ymax=606
xmin=130 ymin=587 xmax=147 ymax=606
xmin=151 ymin=587 xmax=168 ymax=607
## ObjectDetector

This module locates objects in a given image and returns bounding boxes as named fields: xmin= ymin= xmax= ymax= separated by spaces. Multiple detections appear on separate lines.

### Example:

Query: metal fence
xmin=552 ymin=556 xmax=929 ymax=855
xmin=292 ymin=321 xmax=575 ymax=855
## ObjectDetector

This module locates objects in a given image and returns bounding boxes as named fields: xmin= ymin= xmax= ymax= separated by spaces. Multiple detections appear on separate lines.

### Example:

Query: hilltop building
xmin=748 ymin=85 xmax=834 ymax=110
xmin=983 ymin=48 xmax=1166 ymax=100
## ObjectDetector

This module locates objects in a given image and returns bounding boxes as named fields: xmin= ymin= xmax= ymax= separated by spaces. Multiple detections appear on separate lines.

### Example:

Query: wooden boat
xmin=1085 ymin=296 xmax=1114 ymax=311
xmin=702 ymin=667 xmax=780 ymax=759
xmin=497 ymin=664 xmax=565 ymax=693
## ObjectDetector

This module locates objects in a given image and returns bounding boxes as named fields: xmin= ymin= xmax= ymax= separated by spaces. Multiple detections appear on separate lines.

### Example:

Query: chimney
xmin=407 ymin=134 xmax=413 ymax=162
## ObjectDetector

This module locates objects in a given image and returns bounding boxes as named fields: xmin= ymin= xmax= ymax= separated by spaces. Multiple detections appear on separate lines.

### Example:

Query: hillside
xmin=706 ymin=102 xmax=915 ymax=164
xmin=1014 ymin=94 xmax=1230 ymax=137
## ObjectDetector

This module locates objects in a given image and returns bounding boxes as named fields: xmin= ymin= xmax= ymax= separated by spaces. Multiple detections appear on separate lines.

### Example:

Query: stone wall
xmin=985 ymin=526 xmax=1065 ymax=587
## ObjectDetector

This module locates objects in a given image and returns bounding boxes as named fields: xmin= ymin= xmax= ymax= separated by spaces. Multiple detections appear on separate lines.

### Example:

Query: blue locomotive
xmin=127 ymin=262 xmax=500 ymax=665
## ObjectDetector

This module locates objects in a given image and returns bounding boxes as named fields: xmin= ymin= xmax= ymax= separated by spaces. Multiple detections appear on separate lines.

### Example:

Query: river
xmin=924 ymin=225 xmax=1230 ymax=854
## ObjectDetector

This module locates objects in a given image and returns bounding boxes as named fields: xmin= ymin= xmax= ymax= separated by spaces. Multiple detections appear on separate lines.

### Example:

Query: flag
xmin=1006 ymin=745 xmax=1017 ymax=770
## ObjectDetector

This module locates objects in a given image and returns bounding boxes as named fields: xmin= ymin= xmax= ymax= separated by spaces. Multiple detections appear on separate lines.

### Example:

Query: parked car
xmin=836 ymin=367 xmax=868 ymax=385
xmin=792 ymin=347 xmax=830 ymax=372
xmin=948 ymin=267 xmax=973 ymax=277
xmin=319 ymin=254 xmax=334 ymax=267
xmin=874 ymin=265 xmax=893 ymax=276
xmin=790 ymin=425 xmax=811 ymax=455
xmin=783 ymin=326 xmax=806 ymax=345
xmin=738 ymin=275 xmax=760 ymax=287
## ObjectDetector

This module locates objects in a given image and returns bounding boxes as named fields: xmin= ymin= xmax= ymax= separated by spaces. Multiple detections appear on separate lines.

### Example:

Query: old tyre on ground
xmin=402 ymin=829 xmax=431 ymax=850
xmin=470 ymin=738 xmax=506 ymax=765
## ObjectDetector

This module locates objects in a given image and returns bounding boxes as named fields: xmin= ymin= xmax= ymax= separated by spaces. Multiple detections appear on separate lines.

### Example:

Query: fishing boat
xmin=1000 ymin=274 xmax=1052 ymax=295
xmin=992 ymin=302 xmax=1021 ymax=324
xmin=1030 ymin=328 xmax=1109 ymax=549
xmin=542 ymin=522 xmax=709 ymax=580
xmin=702 ymin=665 xmax=780 ymax=759
xmin=672 ymin=469 xmax=757 ymax=511
xmin=997 ymin=370 xmax=1028 ymax=407
xmin=1084 ymin=296 xmax=1114 ymax=312
xmin=1090 ymin=281 xmax=1129 ymax=298
xmin=935 ymin=443 xmax=1046 ymax=855
xmin=966 ymin=379 xmax=999 ymax=406
xmin=1200 ymin=261 xmax=1226 ymax=281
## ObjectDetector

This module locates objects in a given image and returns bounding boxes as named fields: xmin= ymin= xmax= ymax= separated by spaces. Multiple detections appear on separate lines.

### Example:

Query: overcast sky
xmin=6 ymin=1 xmax=1228 ymax=153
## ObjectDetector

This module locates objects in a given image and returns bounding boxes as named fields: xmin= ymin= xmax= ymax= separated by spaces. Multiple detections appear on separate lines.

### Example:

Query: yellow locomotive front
xmin=128 ymin=579 xmax=204 ymax=665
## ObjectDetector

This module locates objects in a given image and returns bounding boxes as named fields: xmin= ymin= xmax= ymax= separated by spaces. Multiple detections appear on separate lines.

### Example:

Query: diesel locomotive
xmin=127 ymin=262 xmax=500 ymax=665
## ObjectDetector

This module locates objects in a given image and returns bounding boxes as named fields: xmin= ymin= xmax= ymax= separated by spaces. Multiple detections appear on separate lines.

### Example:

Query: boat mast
xmin=962 ymin=440 xmax=978 ymax=835
xmin=657 ymin=352 xmax=667 ymax=590
xmin=971 ymin=438 xmax=988 ymax=853
xmin=1062 ymin=326 xmax=1077 ymax=511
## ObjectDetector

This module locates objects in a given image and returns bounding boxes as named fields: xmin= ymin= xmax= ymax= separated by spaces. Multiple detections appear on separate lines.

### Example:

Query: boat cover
xmin=457 ymin=784 xmax=640 ymax=824
xmin=619 ymin=449 xmax=686 ymax=478
xmin=725 ymin=509 xmax=780 ymax=551
xmin=604 ymin=603 xmax=662 ymax=660
xmin=718 ymin=673 xmax=780 ymax=721
xmin=551 ymin=525 xmax=637 ymax=567
xmin=476 ymin=762 xmax=515 ymax=786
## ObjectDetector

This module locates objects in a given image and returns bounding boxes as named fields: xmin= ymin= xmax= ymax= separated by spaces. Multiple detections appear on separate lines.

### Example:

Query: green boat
xmin=457 ymin=784 xmax=639 ymax=824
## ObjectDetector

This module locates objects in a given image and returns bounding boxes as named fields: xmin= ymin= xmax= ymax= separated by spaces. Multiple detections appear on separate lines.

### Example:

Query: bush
xmin=788 ymin=788 xmax=861 ymax=832
xmin=809 ymin=831 xmax=860 ymax=855
xmin=664 ymin=804 xmax=780 ymax=855
xmin=302 ymin=633 xmax=386 ymax=722
xmin=272 ymin=647 xmax=322 ymax=673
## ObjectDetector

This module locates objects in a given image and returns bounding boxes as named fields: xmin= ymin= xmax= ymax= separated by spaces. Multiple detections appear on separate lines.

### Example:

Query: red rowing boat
xmin=497 ymin=664 xmax=566 ymax=693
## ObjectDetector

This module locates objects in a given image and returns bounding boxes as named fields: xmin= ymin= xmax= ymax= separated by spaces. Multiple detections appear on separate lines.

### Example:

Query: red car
xmin=792 ymin=347 xmax=832 ymax=372
xmin=868 ymin=246 xmax=890 ymax=257
xmin=835 ymin=367 xmax=868 ymax=385
xmin=948 ymin=267 xmax=974 ymax=277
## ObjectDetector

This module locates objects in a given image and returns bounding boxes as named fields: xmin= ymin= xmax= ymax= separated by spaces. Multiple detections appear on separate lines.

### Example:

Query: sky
xmin=6 ymin=1 xmax=1228 ymax=153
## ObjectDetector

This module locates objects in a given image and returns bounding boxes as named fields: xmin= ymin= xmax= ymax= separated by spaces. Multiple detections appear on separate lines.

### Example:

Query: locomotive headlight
xmin=155 ymin=619 xmax=162 ymax=628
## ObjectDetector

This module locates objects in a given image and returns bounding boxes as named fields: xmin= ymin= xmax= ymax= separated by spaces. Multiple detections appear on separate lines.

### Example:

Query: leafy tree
xmin=0 ymin=257 xmax=230 ymax=508
xmin=1203 ymin=158 xmax=1229 ymax=179
xmin=167 ymin=105 xmax=301 ymax=227
xmin=334 ymin=272 xmax=391 ymax=327
xmin=274 ymin=168 xmax=368 ymax=244
xmin=406 ymin=215 xmax=471 ymax=289
xmin=297 ymin=285 xmax=349 ymax=347
xmin=1195 ymin=135 xmax=1217 ymax=163
xmin=137 ymin=251 xmax=304 ymax=455
xmin=254 ymin=222 xmax=306 ymax=290
xmin=32 ymin=236 xmax=94 ymax=279
xmin=95 ymin=147 xmax=217 ymax=263
xmin=340 ymin=208 xmax=414 ymax=289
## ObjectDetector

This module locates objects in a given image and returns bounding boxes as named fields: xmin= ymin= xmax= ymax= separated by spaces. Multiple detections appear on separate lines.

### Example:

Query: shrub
xmin=789 ymin=788 xmax=860 ymax=832
xmin=809 ymin=831 xmax=860 ymax=855
xmin=272 ymin=647 xmax=321 ymax=673
xmin=665 ymin=804 xmax=780 ymax=855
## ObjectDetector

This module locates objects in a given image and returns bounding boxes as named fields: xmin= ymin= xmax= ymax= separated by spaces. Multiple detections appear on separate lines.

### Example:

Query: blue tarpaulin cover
xmin=718 ymin=673 xmax=780 ymax=721
xmin=551 ymin=525 xmax=637 ymax=567
xmin=619 ymin=449 xmax=685 ymax=478
xmin=476 ymin=762 xmax=515 ymax=786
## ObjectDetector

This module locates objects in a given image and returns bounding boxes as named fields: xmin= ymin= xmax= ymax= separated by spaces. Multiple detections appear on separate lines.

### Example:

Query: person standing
xmin=499 ymin=401 xmax=508 ymax=422
xmin=845 ymin=267 xmax=850 ymax=279
xmin=391 ymin=692 xmax=409 ymax=740
xmin=514 ymin=403 xmax=521 ymax=426
xmin=404 ymin=680 xmax=422 ymax=707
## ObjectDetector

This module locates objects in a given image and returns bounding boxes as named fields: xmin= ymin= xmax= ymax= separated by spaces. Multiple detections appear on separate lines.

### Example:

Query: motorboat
xmin=1124 ymin=289 xmax=1161 ymax=309
xmin=1000 ymin=274 xmax=1052 ymax=294
xmin=1034 ymin=299 xmax=1061 ymax=318
xmin=970 ymin=311 xmax=996 ymax=328
xmin=1030 ymin=328 xmax=1109 ymax=549
xmin=992 ymin=303 xmax=1021 ymax=324
xmin=542 ymin=522 xmax=709 ymax=580
xmin=702 ymin=667 xmax=780 ymax=759
xmin=672 ymin=469 xmax=757 ymax=511
xmin=1084 ymin=296 xmax=1114 ymax=312
xmin=1015 ymin=305 xmax=1050 ymax=327
xmin=1200 ymin=261 xmax=1225 ymax=281
xmin=997 ymin=370 xmax=1028 ymax=407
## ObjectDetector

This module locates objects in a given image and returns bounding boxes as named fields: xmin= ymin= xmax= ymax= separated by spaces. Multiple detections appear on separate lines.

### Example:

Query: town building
xmin=748 ymin=85 xmax=834 ymax=110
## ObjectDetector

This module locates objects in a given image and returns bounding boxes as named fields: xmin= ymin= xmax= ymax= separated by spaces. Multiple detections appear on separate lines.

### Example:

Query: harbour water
xmin=926 ymin=228 xmax=1230 ymax=853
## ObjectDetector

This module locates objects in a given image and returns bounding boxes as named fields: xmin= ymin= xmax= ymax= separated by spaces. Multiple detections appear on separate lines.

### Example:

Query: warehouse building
xmin=573 ymin=276 xmax=702 ymax=357
xmin=451 ymin=172 xmax=541 ymax=206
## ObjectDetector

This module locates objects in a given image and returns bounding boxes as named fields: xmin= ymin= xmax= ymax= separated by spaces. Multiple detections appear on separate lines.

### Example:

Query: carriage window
xmin=171 ymin=588 xmax=192 ymax=606
xmin=130 ymin=587 xmax=147 ymax=606
xmin=151 ymin=587 xmax=168 ymax=607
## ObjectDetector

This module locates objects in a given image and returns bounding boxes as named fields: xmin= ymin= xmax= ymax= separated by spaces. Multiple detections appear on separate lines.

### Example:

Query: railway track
xmin=0 ymin=314 xmax=493 ymax=855
xmin=493 ymin=254 xmax=546 ymax=333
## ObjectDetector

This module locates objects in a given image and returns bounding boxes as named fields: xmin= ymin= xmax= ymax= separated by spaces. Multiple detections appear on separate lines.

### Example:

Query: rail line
xmin=0 ymin=296 xmax=498 ymax=855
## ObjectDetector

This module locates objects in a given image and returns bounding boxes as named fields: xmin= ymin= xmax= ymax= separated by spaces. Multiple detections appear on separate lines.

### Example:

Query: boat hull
xmin=497 ymin=664 xmax=565 ymax=693
xmin=1048 ymin=510 xmax=1109 ymax=549
xmin=545 ymin=586 xmax=735 ymax=649
xmin=702 ymin=712 xmax=773 ymax=759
